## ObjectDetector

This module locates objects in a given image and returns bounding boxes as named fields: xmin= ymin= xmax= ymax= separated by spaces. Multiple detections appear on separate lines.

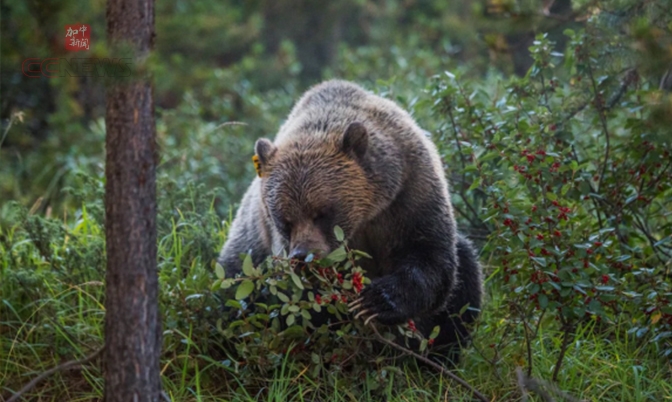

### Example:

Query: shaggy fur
xmin=218 ymin=80 xmax=484 ymax=360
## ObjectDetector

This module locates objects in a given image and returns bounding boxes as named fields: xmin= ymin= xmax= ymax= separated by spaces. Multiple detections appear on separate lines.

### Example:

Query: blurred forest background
xmin=6 ymin=0 xmax=667 ymax=213
xmin=2 ymin=0 xmax=672 ymax=400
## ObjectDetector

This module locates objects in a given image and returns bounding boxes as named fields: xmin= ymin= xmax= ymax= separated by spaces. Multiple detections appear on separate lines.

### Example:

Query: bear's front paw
xmin=348 ymin=278 xmax=409 ymax=326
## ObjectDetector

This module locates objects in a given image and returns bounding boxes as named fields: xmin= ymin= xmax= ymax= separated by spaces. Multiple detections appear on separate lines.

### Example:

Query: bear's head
xmin=254 ymin=122 xmax=376 ymax=260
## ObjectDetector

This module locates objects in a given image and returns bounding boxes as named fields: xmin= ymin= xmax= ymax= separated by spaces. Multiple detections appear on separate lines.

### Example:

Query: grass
xmin=1 ymin=187 xmax=671 ymax=402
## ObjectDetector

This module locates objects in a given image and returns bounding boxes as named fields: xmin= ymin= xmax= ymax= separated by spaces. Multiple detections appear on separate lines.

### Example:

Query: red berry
xmin=408 ymin=320 xmax=417 ymax=331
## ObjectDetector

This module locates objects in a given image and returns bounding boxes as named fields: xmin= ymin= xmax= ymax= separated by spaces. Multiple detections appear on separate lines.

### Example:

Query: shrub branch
xmin=7 ymin=345 xmax=105 ymax=402
xmin=368 ymin=324 xmax=489 ymax=402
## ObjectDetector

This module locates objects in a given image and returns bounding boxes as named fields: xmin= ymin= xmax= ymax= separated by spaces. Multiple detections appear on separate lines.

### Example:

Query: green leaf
xmin=289 ymin=272 xmax=304 ymax=289
xmin=429 ymin=325 xmax=441 ymax=340
xmin=353 ymin=250 xmax=372 ymax=259
xmin=326 ymin=246 xmax=348 ymax=263
xmin=280 ymin=325 xmax=304 ymax=338
xmin=225 ymin=300 xmax=243 ymax=309
xmin=286 ymin=314 xmax=295 ymax=326
xmin=419 ymin=339 xmax=428 ymax=352
xmin=468 ymin=177 xmax=481 ymax=191
xmin=277 ymin=292 xmax=290 ymax=303
xmin=301 ymin=309 xmax=311 ymax=320
xmin=334 ymin=226 xmax=345 ymax=242
xmin=459 ymin=303 xmax=470 ymax=316
xmin=215 ymin=262 xmax=225 ymax=279
xmin=235 ymin=280 xmax=255 ymax=300
xmin=220 ymin=279 xmax=234 ymax=289
xmin=538 ymin=294 xmax=548 ymax=309
xmin=242 ymin=254 xmax=254 ymax=277
xmin=211 ymin=279 xmax=222 ymax=291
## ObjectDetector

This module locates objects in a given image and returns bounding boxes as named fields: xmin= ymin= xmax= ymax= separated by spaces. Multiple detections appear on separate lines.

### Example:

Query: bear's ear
xmin=253 ymin=138 xmax=277 ymax=177
xmin=341 ymin=122 xmax=368 ymax=160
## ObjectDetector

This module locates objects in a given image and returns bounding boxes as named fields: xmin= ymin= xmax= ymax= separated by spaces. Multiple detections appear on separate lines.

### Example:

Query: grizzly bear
xmin=218 ymin=79 xmax=483 ymax=361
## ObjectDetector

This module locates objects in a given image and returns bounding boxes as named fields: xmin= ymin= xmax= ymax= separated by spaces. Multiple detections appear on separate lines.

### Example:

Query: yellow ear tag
xmin=252 ymin=155 xmax=263 ymax=177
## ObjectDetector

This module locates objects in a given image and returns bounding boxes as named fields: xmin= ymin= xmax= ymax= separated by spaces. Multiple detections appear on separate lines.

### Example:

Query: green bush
xmin=427 ymin=31 xmax=672 ymax=364
xmin=211 ymin=227 xmax=443 ymax=387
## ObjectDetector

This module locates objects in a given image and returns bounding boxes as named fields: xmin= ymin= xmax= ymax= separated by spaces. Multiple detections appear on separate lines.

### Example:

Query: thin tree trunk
xmin=104 ymin=0 xmax=160 ymax=401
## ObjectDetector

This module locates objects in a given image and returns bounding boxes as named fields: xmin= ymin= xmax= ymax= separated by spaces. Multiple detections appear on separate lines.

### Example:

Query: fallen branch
xmin=515 ymin=366 xmax=586 ymax=402
xmin=7 ymin=346 xmax=104 ymax=402
xmin=368 ymin=324 xmax=489 ymax=402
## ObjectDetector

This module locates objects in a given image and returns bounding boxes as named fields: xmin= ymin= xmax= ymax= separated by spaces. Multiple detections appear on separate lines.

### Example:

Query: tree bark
xmin=104 ymin=0 xmax=160 ymax=401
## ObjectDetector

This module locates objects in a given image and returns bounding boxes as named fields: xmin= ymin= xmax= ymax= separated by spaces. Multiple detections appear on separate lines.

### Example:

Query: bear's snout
xmin=289 ymin=221 xmax=329 ymax=261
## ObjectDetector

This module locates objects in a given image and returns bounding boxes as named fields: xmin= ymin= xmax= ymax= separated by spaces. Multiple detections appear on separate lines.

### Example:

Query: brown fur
xmin=218 ymin=80 xmax=483 ymax=361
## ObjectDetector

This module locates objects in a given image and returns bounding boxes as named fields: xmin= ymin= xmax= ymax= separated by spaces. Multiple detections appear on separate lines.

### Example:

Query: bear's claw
xmin=363 ymin=313 xmax=379 ymax=326
xmin=347 ymin=298 xmax=363 ymax=312
xmin=356 ymin=281 xmax=409 ymax=325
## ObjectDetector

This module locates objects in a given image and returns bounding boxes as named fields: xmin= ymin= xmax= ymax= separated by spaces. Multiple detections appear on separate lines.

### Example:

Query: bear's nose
xmin=289 ymin=246 xmax=309 ymax=261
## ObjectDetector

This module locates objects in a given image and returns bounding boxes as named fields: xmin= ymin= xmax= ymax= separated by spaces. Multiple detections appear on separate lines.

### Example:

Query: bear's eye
xmin=278 ymin=218 xmax=292 ymax=237
xmin=312 ymin=207 xmax=334 ymax=236
xmin=313 ymin=207 xmax=332 ymax=224
xmin=274 ymin=218 xmax=292 ymax=238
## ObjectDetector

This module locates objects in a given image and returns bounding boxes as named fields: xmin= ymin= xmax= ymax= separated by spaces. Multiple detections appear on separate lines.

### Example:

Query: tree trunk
xmin=104 ymin=0 xmax=160 ymax=401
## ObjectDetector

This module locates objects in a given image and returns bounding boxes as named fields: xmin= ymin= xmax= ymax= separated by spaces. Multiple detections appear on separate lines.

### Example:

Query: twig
xmin=516 ymin=366 xmax=530 ymax=402
xmin=558 ymin=67 xmax=636 ymax=130
xmin=452 ymin=203 xmax=487 ymax=233
xmin=368 ymin=324 xmax=489 ymax=402
xmin=586 ymin=62 xmax=611 ymax=193
xmin=0 ymin=111 xmax=24 ymax=152
xmin=519 ymin=367 xmax=557 ymax=402
xmin=210 ymin=121 xmax=248 ymax=133
xmin=515 ymin=304 xmax=535 ymax=377
xmin=516 ymin=366 xmax=587 ymax=402
xmin=551 ymin=325 xmax=573 ymax=382
xmin=7 ymin=346 xmax=104 ymax=402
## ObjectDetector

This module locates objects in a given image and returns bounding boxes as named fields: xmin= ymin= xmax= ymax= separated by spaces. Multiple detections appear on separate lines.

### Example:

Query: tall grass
xmin=1 ymin=177 xmax=670 ymax=401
